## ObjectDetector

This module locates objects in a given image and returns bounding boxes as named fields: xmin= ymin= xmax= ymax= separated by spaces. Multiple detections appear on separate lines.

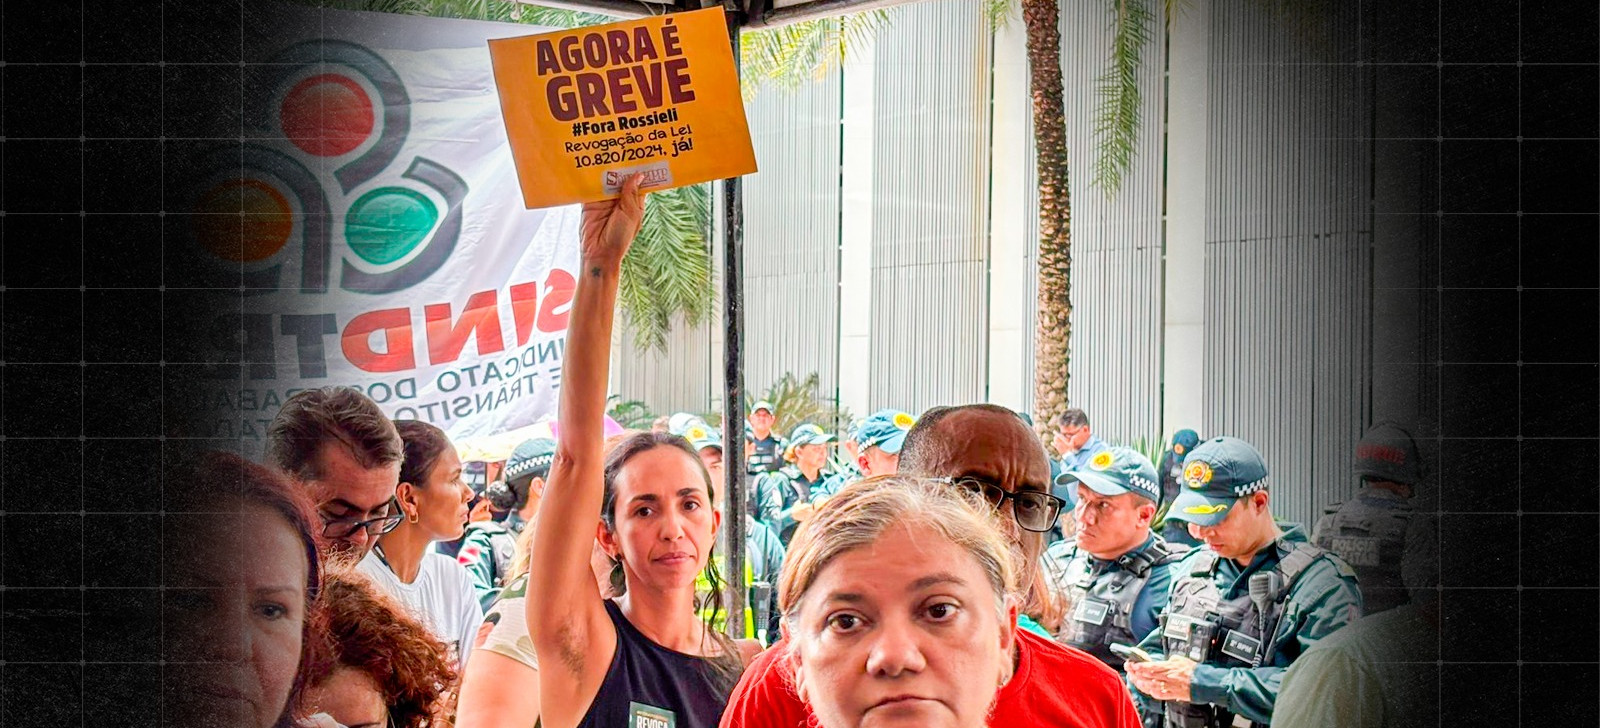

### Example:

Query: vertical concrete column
xmin=836 ymin=39 xmax=876 ymax=417
xmin=1162 ymin=0 xmax=1210 ymax=439
xmin=986 ymin=19 xmax=1031 ymax=411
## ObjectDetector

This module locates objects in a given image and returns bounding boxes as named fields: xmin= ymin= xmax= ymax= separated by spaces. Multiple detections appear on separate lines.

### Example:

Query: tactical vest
xmin=747 ymin=435 xmax=783 ymax=474
xmin=1313 ymin=494 xmax=1412 ymax=614
xmin=1046 ymin=537 xmax=1186 ymax=670
xmin=1159 ymin=541 xmax=1324 ymax=728
xmin=464 ymin=522 xmax=518 ymax=591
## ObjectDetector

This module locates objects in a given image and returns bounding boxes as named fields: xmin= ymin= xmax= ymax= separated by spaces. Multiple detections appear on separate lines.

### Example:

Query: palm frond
xmin=1090 ymin=0 xmax=1155 ymax=197
xmin=419 ymin=0 xmax=615 ymax=26
xmin=749 ymin=372 xmax=852 ymax=437
xmin=982 ymin=0 xmax=1017 ymax=30
xmin=738 ymin=9 xmax=892 ymax=101
xmin=618 ymin=184 xmax=715 ymax=351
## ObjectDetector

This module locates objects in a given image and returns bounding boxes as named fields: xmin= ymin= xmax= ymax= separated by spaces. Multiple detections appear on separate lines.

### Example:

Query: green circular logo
xmin=344 ymin=186 xmax=439 ymax=265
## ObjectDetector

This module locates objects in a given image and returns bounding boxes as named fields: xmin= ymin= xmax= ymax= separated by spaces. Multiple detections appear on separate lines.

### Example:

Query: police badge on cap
xmin=1165 ymin=437 xmax=1269 ymax=526
xmin=1053 ymin=446 xmax=1162 ymax=506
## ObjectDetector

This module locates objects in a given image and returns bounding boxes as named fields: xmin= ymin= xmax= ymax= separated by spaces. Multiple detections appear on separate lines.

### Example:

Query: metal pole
xmin=719 ymin=0 xmax=748 ymax=641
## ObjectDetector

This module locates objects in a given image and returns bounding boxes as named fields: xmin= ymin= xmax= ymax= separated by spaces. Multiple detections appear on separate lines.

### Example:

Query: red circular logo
xmin=280 ymin=73 xmax=375 ymax=157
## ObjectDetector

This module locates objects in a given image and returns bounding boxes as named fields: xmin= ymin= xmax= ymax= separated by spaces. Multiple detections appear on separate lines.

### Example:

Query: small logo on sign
xmin=603 ymin=163 xmax=672 ymax=192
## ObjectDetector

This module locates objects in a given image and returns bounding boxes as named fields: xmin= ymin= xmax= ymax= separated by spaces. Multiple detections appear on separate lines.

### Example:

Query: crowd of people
xmin=176 ymin=175 xmax=1438 ymax=728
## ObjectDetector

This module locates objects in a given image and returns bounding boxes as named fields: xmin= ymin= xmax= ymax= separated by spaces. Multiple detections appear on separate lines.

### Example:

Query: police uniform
xmin=461 ymin=438 xmax=554 ymax=611
xmin=1042 ymin=446 xmax=1188 ymax=674
xmin=1157 ymin=430 xmax=1204 ymax=548
xmin=1311 ymin=422 xmax=1433 ymax=615
xmin=673 ymin=414 xmax=792 ymax=644
xmin=457 ymin=516 xmax=519 ymax=611
xmin=1046 ymin=533 xmax=1186 ymax=669
xmin=751 ymin=423 xmax=836 ymax=543
xmin=1138 ymin=437 xmax=1363 ymax=728
xmin=745 ymin=400 xmax=786 ymax=475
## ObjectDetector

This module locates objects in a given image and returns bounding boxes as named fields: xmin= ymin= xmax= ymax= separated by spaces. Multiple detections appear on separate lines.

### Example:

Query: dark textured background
xmin=1 ymin=0 xmax=1596 ymax=725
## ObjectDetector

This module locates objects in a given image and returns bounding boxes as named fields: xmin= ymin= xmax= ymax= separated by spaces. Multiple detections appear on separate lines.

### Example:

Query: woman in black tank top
xmin=527 ymin=175 xmax=758 ymax=728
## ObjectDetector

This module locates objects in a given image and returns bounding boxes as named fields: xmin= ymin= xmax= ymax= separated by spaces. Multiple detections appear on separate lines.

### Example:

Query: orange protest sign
xmin=488 ymin=7 xmax=757 ymax=208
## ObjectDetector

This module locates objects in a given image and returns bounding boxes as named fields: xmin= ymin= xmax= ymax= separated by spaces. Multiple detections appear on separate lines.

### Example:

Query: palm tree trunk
xmin=1024 ymin=0 xmax=1072 ymax=442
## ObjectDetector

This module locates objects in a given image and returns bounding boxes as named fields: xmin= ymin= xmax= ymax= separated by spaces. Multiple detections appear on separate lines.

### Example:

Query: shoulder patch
xmin=1326 ymin=552 xmax=1359 ymax=580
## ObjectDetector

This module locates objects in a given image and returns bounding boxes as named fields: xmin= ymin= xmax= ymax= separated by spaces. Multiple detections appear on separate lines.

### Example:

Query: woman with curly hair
xmin=303 ymin=558 xmax=459 ymax=728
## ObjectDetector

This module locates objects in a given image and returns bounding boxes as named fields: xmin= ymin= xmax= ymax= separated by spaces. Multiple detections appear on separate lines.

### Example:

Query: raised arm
xmin=527 ymin=175 xmax=646 ymax=727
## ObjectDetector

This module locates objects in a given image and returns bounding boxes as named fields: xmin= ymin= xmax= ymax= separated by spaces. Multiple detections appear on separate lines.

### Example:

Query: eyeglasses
xmin=934 ymin=476 xmax=1066 ymax=533
xmin=319 ymin=497 xmax=403 ymax=540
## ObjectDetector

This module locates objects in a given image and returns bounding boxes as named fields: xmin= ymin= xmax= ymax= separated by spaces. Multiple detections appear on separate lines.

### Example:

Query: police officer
xmin=459 ymin=437 xmax=555 ymax=610
xmin=745 ymin=400 xmax=786 ymax=475
xmin=830 ymin=416 xmax=866 ymax=484
xmin=752 ymin=423 xmax=837 ymax=543
xmin=1157 ymin=429 xmax=1204 ymax=548
xmin=671 ymin=415 xmax=789 ymax=643
xmin=852 ymin=408 xmax=916 ymax=477
xmin=1127 ymin=436 xmax=1362 ymax=728
xmin=1311 ymin=422 xmax=1434 ymax=615
xmin=1043 ymin=446 xmax=1188 ymax=685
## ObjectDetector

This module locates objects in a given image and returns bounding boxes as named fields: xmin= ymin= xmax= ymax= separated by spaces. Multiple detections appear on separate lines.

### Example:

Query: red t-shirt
xmin=720 ymin=628 xmax=1140 ymax=728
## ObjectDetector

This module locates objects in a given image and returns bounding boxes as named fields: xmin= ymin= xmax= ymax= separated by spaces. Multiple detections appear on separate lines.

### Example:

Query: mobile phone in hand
xmin=1110 ymin=643 xmax=1153 ymax=663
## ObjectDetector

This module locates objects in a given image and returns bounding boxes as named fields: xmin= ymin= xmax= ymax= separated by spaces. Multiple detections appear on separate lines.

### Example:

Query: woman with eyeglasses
xmin=527 ymin=176 xmax=761 ymax=728
xmin=358 ymin=419 xmax=485 ymax=671
xmin=302 ymin=558 xmax=458 ymax=728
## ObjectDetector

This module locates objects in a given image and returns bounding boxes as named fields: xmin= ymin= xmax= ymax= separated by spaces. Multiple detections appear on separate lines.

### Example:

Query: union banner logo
xmin=187 ymin=40 xmax=466 ymax=295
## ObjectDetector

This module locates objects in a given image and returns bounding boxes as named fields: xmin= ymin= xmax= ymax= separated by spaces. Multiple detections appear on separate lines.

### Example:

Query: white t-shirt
xmin=358 ymin=548 xmax=485 ymax=669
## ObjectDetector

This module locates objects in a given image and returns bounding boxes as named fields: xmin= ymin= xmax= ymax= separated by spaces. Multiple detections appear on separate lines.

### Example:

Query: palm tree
xmin=986 ymin=0 xmax=1174 ymax=441
xmin=1017 ymin=0 xmax=1074 ymax=442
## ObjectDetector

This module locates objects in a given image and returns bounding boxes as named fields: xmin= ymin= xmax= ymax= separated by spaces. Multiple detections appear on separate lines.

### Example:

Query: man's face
xmin=795 ymin=442 xmax=829 ymax=472
xmin=857 ymin=445 xmax=899 ymax=477
xmin=910 ymin=410 xmax=1052 ymax=561
xmin=699 ymin=446 xmax=725 ymax=486
xmin=1191 ymin=492 xmax=1270 ymax=562
xmin=1072 ymin=485 xmax=1155 ymax=559
xmin=301 ymin=444 xmax=401 ymax=557
xmin=750 ymin=409 xmax=775 ymax=436
xmin=1057 ymin=423 xmax=1092 ymax=453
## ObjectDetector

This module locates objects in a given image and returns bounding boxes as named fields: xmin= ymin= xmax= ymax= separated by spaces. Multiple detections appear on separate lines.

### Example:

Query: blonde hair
xmin=778 ymin=474 xmax=1018 ymax=623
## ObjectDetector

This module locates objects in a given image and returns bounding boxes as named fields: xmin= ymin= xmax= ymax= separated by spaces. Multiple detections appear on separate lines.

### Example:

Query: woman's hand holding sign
xmin=579 ymin=173 xmax=646 ymax=271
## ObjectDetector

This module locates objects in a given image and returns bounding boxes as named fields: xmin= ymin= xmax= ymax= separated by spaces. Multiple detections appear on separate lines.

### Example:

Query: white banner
xmin=193 ymin=9 xmax=580 ymax=446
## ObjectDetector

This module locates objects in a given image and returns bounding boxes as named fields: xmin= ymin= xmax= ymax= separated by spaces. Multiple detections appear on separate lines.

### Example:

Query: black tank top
xmin=576 ymin=600 xmax=735 ymax=728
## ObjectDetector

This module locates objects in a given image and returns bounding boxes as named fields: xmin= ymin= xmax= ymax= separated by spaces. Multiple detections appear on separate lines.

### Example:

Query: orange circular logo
xmin=1090 ymin=451 xmax=1115 ymax=470
xmin=1183 ymin=461 xmax=1213 ymax=488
